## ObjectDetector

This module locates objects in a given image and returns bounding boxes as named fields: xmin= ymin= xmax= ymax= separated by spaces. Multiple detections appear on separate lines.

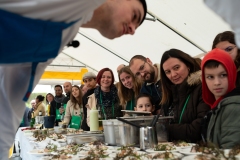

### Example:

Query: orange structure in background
xmin=41 ymin=68 xmax=88 ymax=84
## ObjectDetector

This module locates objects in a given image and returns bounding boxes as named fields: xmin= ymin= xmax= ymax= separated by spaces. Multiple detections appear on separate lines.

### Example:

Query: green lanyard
xmin=130 ymin=92 xmax=135 ymax=111
xmin=100 ymin=91 xmax=114 ymax=120
xmin=130 ymin=99 xmax=133 ymax=110
xmin=179 ymin=95 xmax=190 ymax=124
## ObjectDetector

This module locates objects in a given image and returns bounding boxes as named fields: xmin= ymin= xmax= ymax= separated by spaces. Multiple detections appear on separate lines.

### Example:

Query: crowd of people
xmin=1 ymin=0 xmax=240 ymax=159
xmin=23 ymin=30 xmax=240 ymax=151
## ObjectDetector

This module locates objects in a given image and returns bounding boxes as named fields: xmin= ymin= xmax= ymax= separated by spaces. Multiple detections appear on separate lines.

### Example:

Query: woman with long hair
xmin=46 ymin=93 xmax=54 ymax=105
xmin=45 ymin=93 xmax=54 ymax=116
xmin=34 ymin=95 xmax=46 ymax=117
xmin=63 ymin=85 xmax=83 ymax=129
xmin=86 ymin=68 xmax=122 ymax=126
xmin=118 ymin=66 xmax=142 ymax=110
xmin=212 ymin=31 xmax=240 ymax=86
xmin=160 ymin=49 xmax=210 ymax=142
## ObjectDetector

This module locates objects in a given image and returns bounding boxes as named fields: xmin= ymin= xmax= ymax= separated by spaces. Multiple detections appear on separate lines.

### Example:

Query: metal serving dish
xmin=102 ymin=116 xmax=173 ymax=146
xmin=66 ymin=132 xmax=104 ymax=144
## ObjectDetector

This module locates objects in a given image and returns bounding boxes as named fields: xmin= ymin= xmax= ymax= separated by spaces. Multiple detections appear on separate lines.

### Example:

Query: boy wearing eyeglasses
xmin=201 ymin=48 xmax=240 ymax=148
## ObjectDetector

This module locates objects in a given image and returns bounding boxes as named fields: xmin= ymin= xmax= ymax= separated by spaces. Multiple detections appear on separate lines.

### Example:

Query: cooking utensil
xmin=116 ymin=117 xmax=140 ymax=128
xmin=149 ymin=115 xmax=157 ymax=126
xmin=152 ymin=114 xmax=161 ymax=127
xmin=102 ymin=120 xmax=119 ymax=145
xmin=139 ymin=126 xmax=158 ymax=150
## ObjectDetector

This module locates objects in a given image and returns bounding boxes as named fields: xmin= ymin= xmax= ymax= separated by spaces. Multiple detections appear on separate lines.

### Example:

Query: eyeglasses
xmin=135 ymin=61 xmax=146 ymax=77
xmin=224 ymin=45 xmax=236 ymax=53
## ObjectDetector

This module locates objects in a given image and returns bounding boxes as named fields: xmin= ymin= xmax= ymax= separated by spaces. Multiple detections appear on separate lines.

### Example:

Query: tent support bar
xmin=78 ymin=31 xmax=129 ymax=63
xmin=145 ymin=17 xmax=156 ymax=22
xmin=61 ymin=52 xmax=99 ymax=72
xmin=147 ymin=12 xmax=207 ymax=53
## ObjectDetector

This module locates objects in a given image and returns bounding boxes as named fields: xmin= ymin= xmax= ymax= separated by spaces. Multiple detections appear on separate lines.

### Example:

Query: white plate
xmin=235 ymin=155 xmax=240 ymax=160
xmin=27 ymin=149 xmax=51 ymax=156
xmin=121 ymin=110 xmax=151 ymax=114
xmin=182 ymin=155 xmax=198 ymax=160
xmin=179 ymin=149 xmax=202 ymax=156
xmin=146 ymin=149 xmax=166 ymax=153
xmin=149 ymin=152 xmax=183 ymax=159
xmin=175 ymin=143 xmax=195 ymax=150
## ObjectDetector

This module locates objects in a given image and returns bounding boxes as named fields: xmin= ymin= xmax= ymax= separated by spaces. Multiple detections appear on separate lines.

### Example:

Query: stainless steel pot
xmin=102 ymin=116 xmax=173 ymax=146
xmin=139 ymin=126 xmax=158 ymax=150
xmin=102 ymin=120 xmax=120 ymax=145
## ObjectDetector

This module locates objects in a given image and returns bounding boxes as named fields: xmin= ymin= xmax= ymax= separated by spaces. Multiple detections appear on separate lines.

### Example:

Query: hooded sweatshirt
xmin=201 ymin=48 xmax=237 ymax=109
xmin=201 ymin=49 xmax=240 ymax=148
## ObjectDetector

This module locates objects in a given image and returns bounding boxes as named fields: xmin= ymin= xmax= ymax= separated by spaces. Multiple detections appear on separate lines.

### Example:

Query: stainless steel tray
xmin=66 ymin=132 xmax=104 ymax=144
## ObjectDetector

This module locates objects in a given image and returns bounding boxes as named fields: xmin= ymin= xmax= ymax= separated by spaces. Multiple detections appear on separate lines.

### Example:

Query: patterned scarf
xmin=54 ymin=94 xmax=66 ymax=103
xmin=94 ymin=85 xmax=118 ymax=108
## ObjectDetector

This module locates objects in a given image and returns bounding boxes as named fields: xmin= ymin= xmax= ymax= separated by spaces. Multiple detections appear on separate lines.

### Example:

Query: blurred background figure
xmin=46 ymin=93 xmax=55 ymax=116
xmin=212 ymin=31 xmax=240 ymax=86
xmin=34 ymin=95 xmax=46 ymax=117
xmin=30 ymin=99 xmax=36 ymax=113
xmin=81 ymin=72 xmax=97 ymax=131
xmin=64 ymin=85 xmax=83 ymax=129
xmin=50 ymin=85 xmax=66 ymax=126
xmin=80 ymin=84 xmax=88 ymax=96
xmin=19 ymin=107 xmax=31 ymax=127
xmin=63 ymin=82 xmax=72 ymax=103
xmin=117 ymin=64 xmax=126 ymax=74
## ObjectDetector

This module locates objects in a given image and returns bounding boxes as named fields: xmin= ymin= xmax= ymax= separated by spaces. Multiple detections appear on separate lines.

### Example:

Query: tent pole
xmin=147 ymin=11 xmax=207 ymax=53
xmin=78 ymin=31 xmax=129 ymax=63
xmin=61 ymin=52 xmax=99 ymax=73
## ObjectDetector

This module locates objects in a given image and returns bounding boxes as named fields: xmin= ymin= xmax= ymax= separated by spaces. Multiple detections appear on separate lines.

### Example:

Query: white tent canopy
xmin=38 ymin=0 xmax=232 ymax=87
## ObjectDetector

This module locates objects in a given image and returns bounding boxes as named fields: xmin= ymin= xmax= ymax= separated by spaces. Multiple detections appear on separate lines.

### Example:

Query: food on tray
xmin=66 ymin=128 xmax=83 ymax=135
xmin=37 ymin=150 xmax=44 ymax=153
xmin=80 ymin=148 xmax=109 ymax=159
xmin=154 ymin=143 xmax=176 ymax=151
xmin=229 ymin=146 xmax=240 ymax=155
xmin=194 ymin=154 xmax=219 ymax=160
xmin=52 ymin=155 xmax=72 ymax=159
xmin=151 ymin=152 xmax=179 ymax=160
xmin=174 ymin=141 xmax=191 ymax=147
xmin=49 ymin=133 xmax=64 ymax=139
xmin=115 ymin=146 xmax=144 ymax=159
xmin=44 ymin=143 xmax=58 ymax=152
xmin=191 ymin=145 xmax=214 ymax=154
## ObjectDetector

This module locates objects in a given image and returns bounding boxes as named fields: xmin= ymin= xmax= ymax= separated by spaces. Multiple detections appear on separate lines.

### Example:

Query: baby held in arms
xmin=134 ymin=94 xmax=155 ymax=115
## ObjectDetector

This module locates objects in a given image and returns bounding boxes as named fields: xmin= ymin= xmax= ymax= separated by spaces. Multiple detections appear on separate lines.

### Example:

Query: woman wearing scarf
xmin=118 ymin=66 xmax=143 ymax=111
xmin=86 ymin=68 xmax=122 ymax=127
xmin=202 ymin=49 xmax=240 ymax=148
xmin=49 ymin=85 xmax=66 ymax=125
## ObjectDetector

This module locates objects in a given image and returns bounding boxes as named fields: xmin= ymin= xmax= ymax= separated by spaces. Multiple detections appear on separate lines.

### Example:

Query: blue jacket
xmin=20 ymin=107 xmax=31 ymax=127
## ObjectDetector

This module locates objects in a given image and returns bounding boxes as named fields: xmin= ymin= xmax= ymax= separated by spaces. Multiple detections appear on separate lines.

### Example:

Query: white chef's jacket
xmin=0 ymin=1 xmax=105 ymax=159
xmin=204 ymin=0 xmax=240 ymax=48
